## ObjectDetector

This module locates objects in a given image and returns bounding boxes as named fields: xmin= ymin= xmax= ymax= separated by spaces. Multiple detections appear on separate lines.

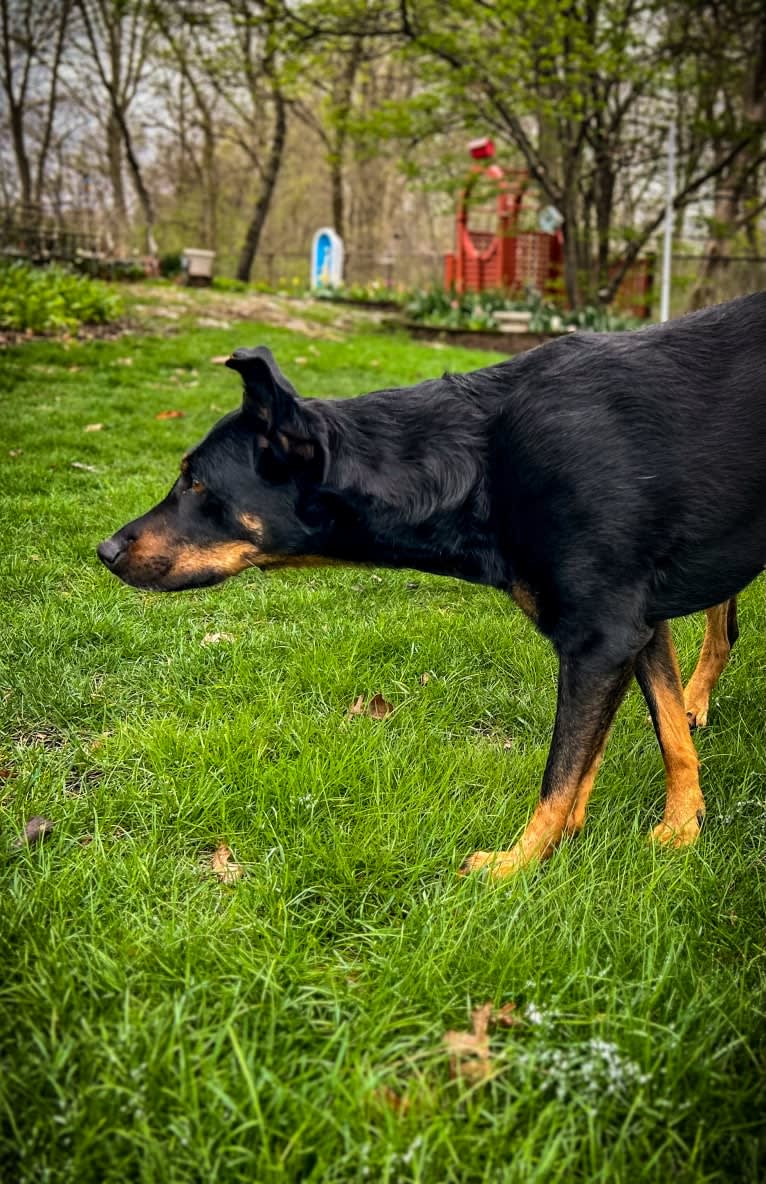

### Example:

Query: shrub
xmin=159 ymin=251 xmax=183 ymax=278
xmin=313 ymin=280 xmax=409 ymax=305
xmin=211 ymin=276 xmax=249 ymax=293
xmin=404 ymin=286 xmax=642 ymax=332
xmin=0 ymin=262 xmax=123 ymax=333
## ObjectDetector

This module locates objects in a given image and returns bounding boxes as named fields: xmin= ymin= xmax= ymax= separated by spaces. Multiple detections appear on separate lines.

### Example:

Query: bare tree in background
xmin=293 ymin=35 xmax=365 ymax=242
xmin=0 ymin=0 xmax=72 ymax=210
xmin=153 ymin=2 xmax=221 ymax=250
xmin=76 ymin=0 xmax=157 ymax=254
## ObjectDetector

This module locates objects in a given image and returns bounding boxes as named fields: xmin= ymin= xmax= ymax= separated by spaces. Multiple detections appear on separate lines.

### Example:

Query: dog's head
xmin=97 ymin=348 xmax=334 ymax=591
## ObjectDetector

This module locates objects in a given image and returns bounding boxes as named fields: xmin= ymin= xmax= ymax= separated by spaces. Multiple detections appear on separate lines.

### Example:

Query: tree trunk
xmin=7 ymin=100 xmax=32 ymax=210
xmin=0 ymin=0 xmax=31 ymax=209
xmin=201 ymin=117 xmax=218 ymax=250
xmin=107 ymin=113 xmax=128 ymax=253
xmin=236 ymin=91 xmax=287 ymax=283
xmin=331 ymin=154 xmax=344 ymax=241
xmin=688 ymin=175 xmax=739 ymax=310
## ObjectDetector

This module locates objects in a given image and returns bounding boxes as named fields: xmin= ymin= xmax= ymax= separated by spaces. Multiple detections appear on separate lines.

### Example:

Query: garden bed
xmin=402 ymin=320 xmax=562 ymax=354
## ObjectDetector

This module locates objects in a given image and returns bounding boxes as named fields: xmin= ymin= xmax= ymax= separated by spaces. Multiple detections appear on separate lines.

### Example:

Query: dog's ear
xmin=226 ymin=346 xmax=327 ymax=478
xmin=225 ymin=346 xmax=300 ymax=432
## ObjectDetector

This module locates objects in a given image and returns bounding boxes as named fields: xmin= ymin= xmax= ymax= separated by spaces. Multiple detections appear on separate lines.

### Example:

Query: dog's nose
xmin=97 ymin=536 xmax=126 ymax=567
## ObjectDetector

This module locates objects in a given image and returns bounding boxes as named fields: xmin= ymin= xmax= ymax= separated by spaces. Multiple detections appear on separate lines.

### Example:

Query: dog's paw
xmin=459 ymin=849 xmax=523 ymax=880
xmin=683 ymin=694 xmax=709 ymax=730
xmin=650 ymin=809 xmax=704 ymax=848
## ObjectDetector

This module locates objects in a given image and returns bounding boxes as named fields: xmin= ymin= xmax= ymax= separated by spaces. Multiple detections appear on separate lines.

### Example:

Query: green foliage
xmin=0 ymin=303 xmax=763 ymax=1181
xmin=405 ymin=287 xmax=642 ymax=332
xmin=211 ymin=275 xmax=250 ymax=293
xmin=313 ymin=280 xmax=408 ymax=305
xmin=0 ymin=263 xmax=123 ymax=333
xmin=159 ymin=251 xmax=184 ymax=278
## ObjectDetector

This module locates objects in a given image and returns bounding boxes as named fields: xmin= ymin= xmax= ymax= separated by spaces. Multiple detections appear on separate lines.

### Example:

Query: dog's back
xmin=482 ymin=291 xmax=766 ymax=620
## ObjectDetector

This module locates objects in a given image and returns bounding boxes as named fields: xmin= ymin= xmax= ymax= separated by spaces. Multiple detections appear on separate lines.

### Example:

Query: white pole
xmin=660 ymin=122 xmax=676 ymax=323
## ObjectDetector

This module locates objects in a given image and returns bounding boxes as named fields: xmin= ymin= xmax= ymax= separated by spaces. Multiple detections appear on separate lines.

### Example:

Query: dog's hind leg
xmin=461 ymin=641 xmax=637 ymax=879
xmin=683 ymin=599 xmax=738 ymax=729
xmin=635 ymin=621 xmax=705 ymax=847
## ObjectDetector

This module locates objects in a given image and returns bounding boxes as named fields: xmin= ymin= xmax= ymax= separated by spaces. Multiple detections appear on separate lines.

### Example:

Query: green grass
xmin=0 ymin=307 xmax=764 ymax=1183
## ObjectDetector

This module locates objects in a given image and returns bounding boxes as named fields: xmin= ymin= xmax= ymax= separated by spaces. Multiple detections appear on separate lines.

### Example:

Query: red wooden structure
xmin=444 ymin=139 xmax=653 ymax=316
xmin=444 ymin=140 xmax=563 ymax=297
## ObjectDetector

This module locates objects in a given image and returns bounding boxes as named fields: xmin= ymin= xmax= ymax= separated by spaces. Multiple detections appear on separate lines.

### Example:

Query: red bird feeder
xmin=468 ymin=137 xmax=496 ymax=160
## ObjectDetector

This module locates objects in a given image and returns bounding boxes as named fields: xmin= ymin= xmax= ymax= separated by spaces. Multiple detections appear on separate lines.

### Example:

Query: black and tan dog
xmin=98 ymin=292 xmax=766 ymax=877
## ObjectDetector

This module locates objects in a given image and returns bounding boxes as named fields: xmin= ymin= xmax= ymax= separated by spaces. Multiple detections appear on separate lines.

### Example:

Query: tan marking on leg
xmin=461 ymin=789 xmax=581 ymax=880
xmin=563 ymin=733 xmax=610 ymax=836
xmin=510 ymin=581 xmax=538 ymax=622
xmin=642 ymin=628 xmax=705 ymax=847
xmin=683 ymin=601 xmax=732 ymax=728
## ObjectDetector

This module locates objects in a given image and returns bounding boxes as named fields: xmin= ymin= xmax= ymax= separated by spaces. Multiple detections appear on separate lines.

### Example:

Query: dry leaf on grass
xmin=210 ymin=844 xmax=244 ymax=884
xmin=494 ymin=1002 xmax=521 ymax=1028
xmin=71 ymin=461 xmax=98 ymax=473
xmin=0 ymin=768 xmax=16 ymax=780
xmin=371 ymin=1086 xmax=410 ymax=1116
xmin=444 ymin=1002 xmax=493 ymax=1082
xmin=367 ymin=693 xmax=394 ymax=719
xmin=84 ymin=423 xmax=104 ymax=432
xmin=444 ymin=1001 xmax=520 ymax=1082
xmin=201 ymin=631 xmax=236 ymax=646
xmin=348 ymin=693 xmax=394 ymax=719
xmin=13 ymin=816 xmax=55 ymax=848
xmin=8 ymin=449 xmax=22 ymax=457
xmin=154 ymin=409 xmax=185 ymax=420
xmin=419 ymin=672 xmax=431 ymax=686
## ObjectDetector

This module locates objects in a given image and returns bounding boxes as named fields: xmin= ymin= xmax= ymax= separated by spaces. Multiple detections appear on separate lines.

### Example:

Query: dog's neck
xmin=310 ymin=382 xmax=506 ymax=586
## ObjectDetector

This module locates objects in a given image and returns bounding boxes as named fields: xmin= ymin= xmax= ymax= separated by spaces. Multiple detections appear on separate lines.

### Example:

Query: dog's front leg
xmin=461 ymin=643 xmax=636 ymax=880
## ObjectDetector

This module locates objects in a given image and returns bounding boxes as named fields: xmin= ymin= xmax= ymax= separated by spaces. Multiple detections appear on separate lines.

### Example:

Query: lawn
xmin=1 ymin=296 xmax=764 ymax=1183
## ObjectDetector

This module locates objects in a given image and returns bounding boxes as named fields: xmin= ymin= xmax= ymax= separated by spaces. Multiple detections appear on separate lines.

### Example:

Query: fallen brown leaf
xmin=367 ymin=693 xmax=394 ymax=719
xmin=372 ymin=1086 xmax=410 ymax=1116
xmin=348 ymin=693 xmax=394 ymax=719
xmin=444 ymin=1002 xmax=493 ymax=1081
xmin=0 ymin=768 xmax=16 ymax=780
xmin=419 ymin=672 xmax=431 ymax=686
xmin=154 ymin=409 xmax=185 ymax=420
xmin=13 ymin=815 xmax=55 ymax=848
xmin=210 ymin=844 xmax=244 ymax=884
xmin=495 ymin=1001 xmax=521 ymax=1027
xmin=201 ymin=631 xmax=236 ymax=646
xmin=443 ymin=1001 xmax=519 ymax=1082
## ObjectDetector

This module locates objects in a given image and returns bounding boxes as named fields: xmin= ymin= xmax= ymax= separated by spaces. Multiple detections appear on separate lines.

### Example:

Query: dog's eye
xmin=191 ymin=480 xmax=205 ymax=494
